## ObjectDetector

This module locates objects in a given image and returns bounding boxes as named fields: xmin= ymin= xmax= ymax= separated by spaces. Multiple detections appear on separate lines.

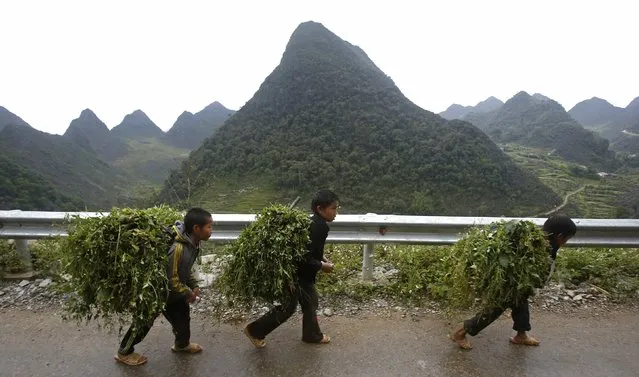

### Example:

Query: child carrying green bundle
xmin=449 ymin=214 xmax=577 ymax=349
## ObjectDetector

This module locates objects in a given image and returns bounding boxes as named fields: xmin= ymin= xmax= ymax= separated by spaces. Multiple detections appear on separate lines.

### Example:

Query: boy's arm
xmin=304 ymin=221 xmax=327 ymax=271
xmin=167 ymin=243 xmax=192 ymax=298
xmin=186 ymin=269 xmax=200 ymax=290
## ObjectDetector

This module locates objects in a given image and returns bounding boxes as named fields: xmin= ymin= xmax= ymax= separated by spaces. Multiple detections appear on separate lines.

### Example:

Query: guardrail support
xmin=14 ymin=239 xmax=32 ymax=270
xmin=362 ymin=243 xmax=374 ymax=281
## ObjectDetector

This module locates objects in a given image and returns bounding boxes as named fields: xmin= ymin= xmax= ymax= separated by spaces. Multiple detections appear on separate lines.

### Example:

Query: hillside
xmin=63 ymin=109 xmax=131 ymax=159
xmin=158 ymin=22 xmax=560 ymax=215
xmin=466 ymin=91 xmax=617 ymax=169
xmin=110 ymin=110 xmax=165 ymax=141
xmin=166 ymin=102 xmax=235 ymax=149
xmin=568 ymin=96 xmax=639 ymax=143
xmin=0 ymin=106 xmax=30 ymax=132
xmin=0 ymin=124 xmax=132 ymax=209
xmin=0 ymin=154 xmax=83 ymax=210
xmin=568 ymin=97 xmax=624 ymax=129
xmin=439 ymin=96 xmax=503 ymax=120
xmin=504 ymin=144 xmax=639 ymax=218
xmin=110 ymin=137 xmax=190 ymax=184
xmin=611 ymin=121 xmax=639 ymax=155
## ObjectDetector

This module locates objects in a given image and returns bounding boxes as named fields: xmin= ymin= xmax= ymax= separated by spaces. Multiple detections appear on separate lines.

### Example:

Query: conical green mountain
xmin=63 ymin=109 xmax=131 ymax=159
xmin=166 ymin=102 xmax=235 ymax=149
xmin=111 ymin=110 xmax=165 ymax=140
xmin=159 ymin=22 xmax=559 ymax=215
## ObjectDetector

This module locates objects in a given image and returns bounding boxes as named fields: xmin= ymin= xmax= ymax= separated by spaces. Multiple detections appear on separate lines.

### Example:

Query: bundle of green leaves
xmin=440 ymin=220 xmax=550 ymax=309
xmin=216 ymin=204 xmax=311 ymax=308
xmin=59 ymin=206 xmax=182 ymax=329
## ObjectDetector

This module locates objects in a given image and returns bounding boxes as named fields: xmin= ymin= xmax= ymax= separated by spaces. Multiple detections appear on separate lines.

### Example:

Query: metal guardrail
xmin=2 ymin=211 xmax=639 ymax=247
xmin=2 ymin=211 xmax=639 ymax=279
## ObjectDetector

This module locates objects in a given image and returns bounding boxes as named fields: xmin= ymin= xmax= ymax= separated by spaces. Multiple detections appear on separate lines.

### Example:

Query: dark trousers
xmin=246 ymin=281 xmax=323 ymax=342
xmin=463 ymin=299 xmax=531 ymax=336
xmin=118 ymin=299 xmax=191 ymax=355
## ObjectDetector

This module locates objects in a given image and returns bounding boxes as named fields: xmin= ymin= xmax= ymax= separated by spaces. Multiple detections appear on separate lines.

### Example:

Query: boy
xmin=114 ymin=207 xmax=213 ymax=365
xmin=450 ymin=214 xmax=577 ymax=350
xmin=243 ymin=189 xmax=339 ymax=347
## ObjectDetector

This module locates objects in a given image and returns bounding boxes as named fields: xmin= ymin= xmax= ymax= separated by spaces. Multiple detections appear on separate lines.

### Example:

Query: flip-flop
xmin=448 ymin=333 xmax=472 ymax=350
xmin=509 ymin=336 xmax=540 ymax=346
xmin=114 ymin=352 xmax=148 ymax=366
xmin=171 ymin=343 xmax=203 ymax=353
xmin=303 ymin=334 xmax=331 ymax=344
xmin=319 ymin=335 xmax=330 ymax=344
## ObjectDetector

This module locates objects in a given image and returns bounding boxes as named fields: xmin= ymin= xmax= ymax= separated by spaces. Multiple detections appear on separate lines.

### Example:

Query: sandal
xmin=448 ymin=333 xmax=472 ymax=350
xmin=243 ymin=327 xmax=266 ymax=348
xmin=509 ymin=336 xmax=540 ymax=346
xmin=303 ymin=334 xmax=331 ymax=344
xmin=114 ymin=352 xmax=148 ymax=366
xmin=171 ymin=342 xmax=203 ymax=353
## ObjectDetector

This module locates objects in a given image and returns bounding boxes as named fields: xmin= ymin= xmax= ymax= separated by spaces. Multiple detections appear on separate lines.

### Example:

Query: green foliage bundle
xmin=216 ymin=204 xmax=311 ymax=307
xmin=440 ymin=220 xmax=550 ymax=309
xmin=59 ymin=206 xmax=181 ymax=329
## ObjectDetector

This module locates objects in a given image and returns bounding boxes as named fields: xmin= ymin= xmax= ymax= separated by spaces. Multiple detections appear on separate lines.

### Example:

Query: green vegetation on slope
xmin=504 ymin=144 xmax=639 ymax=218
xmin=159 ymin=22 xmax=559 ymax=216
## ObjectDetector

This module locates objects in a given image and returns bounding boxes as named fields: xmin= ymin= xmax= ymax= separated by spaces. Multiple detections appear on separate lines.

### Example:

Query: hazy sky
xmin=1 ymin=0 xmax=637 ymax=135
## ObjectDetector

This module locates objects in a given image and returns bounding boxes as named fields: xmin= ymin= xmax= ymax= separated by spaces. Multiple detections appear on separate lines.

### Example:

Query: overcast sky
xmin=1 ymin=0 xmax=637 ymax=135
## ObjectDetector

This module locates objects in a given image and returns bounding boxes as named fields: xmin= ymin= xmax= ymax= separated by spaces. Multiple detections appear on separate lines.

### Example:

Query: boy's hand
xmin=192 ymin=287 xmax=201 ymax=297
xmin=321 ymin=262 xmax=334 ymax=273
xmin=186 ymin=291 xmax=197 ymax=303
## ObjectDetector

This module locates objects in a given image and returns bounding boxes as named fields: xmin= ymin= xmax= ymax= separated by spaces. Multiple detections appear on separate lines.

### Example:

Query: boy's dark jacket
xmin=166 ymin=221 xmax=200 ymax=303
xmin=297 ymin=214 xmax=329 ymax=283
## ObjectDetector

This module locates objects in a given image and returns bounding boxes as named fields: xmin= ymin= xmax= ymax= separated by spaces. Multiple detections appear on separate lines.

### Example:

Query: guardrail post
xmin=362 ymin=243 xmax=374 ymax=281
xmin=15 ymin=239 xmax=32 ymax=270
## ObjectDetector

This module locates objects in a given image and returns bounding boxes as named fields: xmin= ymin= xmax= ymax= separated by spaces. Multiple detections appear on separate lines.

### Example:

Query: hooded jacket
xmin=166 ymin=221 xmax=200 ymax=303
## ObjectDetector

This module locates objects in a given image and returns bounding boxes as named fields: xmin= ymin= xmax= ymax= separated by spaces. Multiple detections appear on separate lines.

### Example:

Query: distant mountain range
xmin=460 ymin=91 xmax=617 ymax=168
xmin=439 ymin=96 xmax=504 ymax=120
xmin=568 ymin=96 xmax=639 ymax=154
xmin=167 ymin=102 xmax=235 ymax=149
xmin=0 ymin=102 xmax=234 ymax=210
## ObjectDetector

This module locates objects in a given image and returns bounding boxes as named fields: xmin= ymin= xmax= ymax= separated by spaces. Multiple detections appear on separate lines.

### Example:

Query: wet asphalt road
xmin=1 ymin=308 xmax=638 ymax=377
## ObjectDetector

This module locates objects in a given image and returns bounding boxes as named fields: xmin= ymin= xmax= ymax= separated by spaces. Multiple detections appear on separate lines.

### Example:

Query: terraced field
xmin=504 ymin=144 xmax=639 ymax=218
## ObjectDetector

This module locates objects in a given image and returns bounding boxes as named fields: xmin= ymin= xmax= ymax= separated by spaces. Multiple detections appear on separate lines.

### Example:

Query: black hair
xmin=311 ymin=189 xmax=339 ymax=214
xmin=543 ymin=214 xmax=577 ymax=239
xmin=184 ymin=207 xmax=212 ymax=234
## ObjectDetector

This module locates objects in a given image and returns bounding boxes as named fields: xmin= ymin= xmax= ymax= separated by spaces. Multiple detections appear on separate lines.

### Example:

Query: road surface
xmin=1 ymin=308 xmax=637 ymax=377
